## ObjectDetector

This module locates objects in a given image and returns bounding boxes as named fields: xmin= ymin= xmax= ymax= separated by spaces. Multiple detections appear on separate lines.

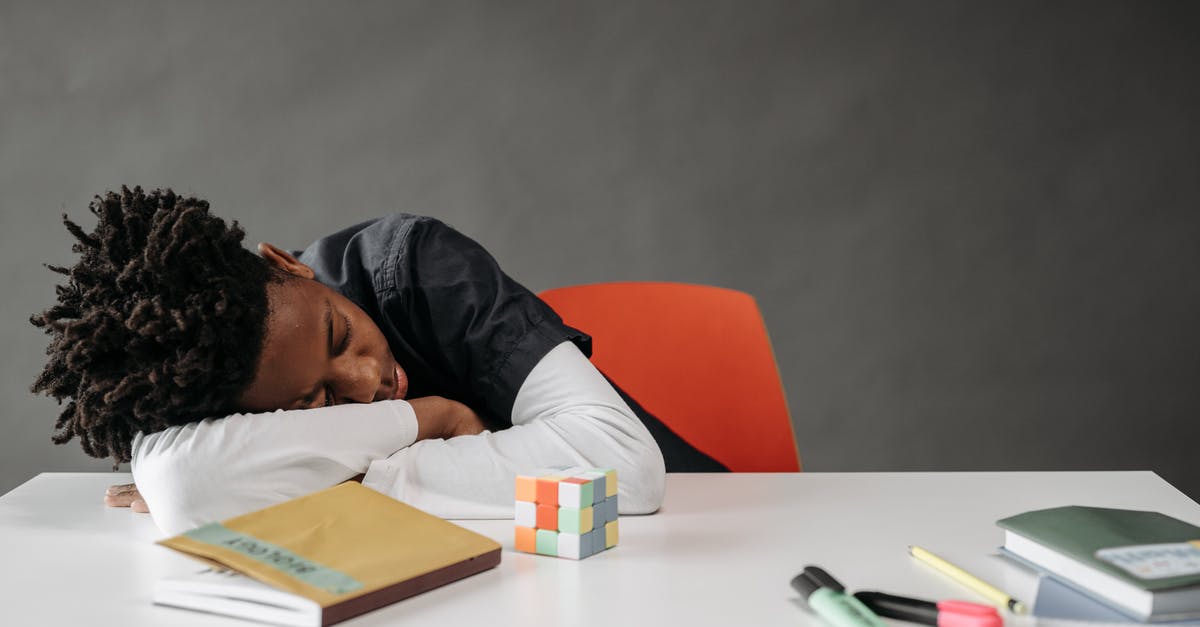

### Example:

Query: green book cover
xmin=997 ymin=506 xmax=1200 ymax=591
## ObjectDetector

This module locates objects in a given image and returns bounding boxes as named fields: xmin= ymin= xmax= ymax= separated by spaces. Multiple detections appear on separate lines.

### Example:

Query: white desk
xmin=3 ymin=472 xmax=1198 ymax=626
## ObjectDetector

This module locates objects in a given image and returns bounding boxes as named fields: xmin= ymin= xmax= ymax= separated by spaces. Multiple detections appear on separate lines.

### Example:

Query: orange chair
xmin=539 ymin=282 xmax=800 ymax=472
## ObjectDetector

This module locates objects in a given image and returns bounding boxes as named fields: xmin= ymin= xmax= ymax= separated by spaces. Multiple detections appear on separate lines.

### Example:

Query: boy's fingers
xmin=104 ymin=484 xmax=143 ymax=508
xmin=105 ymin=492 xmax=136 ymax=507
xmin=104 ymin=490 xmax=151 ymax=514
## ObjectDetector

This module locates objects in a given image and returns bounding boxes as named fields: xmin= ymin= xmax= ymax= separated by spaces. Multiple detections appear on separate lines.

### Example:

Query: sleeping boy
xmin=32 ymin=187 xmax=724 ymax=534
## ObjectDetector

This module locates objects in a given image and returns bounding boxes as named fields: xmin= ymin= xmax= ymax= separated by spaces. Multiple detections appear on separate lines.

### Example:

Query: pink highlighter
xmin=853 ymin=591 xmax=1003 ymax=627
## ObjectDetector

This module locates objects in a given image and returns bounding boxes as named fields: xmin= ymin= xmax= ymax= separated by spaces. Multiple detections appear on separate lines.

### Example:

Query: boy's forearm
xmin=360 ymin=342 xmax=667 ymax=518
xmin=130 ymin=400 xmax=421 ymax=535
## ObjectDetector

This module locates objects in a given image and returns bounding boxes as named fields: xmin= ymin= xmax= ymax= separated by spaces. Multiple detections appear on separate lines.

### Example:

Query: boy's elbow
xmin=138 ymin=466 xmax=275 ymax=536
xmin=148 ymin=496 xmax=205 ymax=537
xmin=133 ymin=454 xmax=206 ymax=536
xmin=617 ymin=439 xmax=666 ymax=515
xmin=133 ymin=442 xmax=252 ymax=536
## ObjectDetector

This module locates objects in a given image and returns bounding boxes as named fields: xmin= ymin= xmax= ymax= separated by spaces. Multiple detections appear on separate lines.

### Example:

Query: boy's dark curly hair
xmin=31 ymin=186 xmax=278 ymax=465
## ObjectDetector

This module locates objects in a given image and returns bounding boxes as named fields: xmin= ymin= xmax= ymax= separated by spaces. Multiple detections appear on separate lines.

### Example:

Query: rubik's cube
xmin=514 ymin=469 xmax=618 ymax=560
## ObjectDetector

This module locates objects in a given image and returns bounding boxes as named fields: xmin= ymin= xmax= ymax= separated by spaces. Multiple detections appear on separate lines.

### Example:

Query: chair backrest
xmin=539 ymin=282 xmax=800 ymax=472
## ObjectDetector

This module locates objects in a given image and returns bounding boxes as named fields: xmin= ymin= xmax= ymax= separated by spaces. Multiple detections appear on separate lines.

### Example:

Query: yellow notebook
xmin=155 ymin=482 xmax=502 ymax=626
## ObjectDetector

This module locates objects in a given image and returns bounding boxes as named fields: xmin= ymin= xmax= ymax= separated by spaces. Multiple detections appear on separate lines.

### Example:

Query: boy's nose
xmin=333 ymin=356 xmax=380 ymax=404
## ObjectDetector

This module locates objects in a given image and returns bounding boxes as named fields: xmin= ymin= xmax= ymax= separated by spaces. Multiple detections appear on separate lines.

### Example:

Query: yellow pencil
xmin=909 ymin=545 xmax=1027 ymax=614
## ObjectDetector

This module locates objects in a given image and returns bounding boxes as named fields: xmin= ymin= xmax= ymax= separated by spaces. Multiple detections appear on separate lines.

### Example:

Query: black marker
xmin=852 ymin=591 xmax=1001 ymax=627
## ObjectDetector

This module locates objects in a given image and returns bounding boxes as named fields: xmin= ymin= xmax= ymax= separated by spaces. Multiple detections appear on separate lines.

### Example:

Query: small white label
xmin=1095 ymin=542 xmax=1200 ymax=579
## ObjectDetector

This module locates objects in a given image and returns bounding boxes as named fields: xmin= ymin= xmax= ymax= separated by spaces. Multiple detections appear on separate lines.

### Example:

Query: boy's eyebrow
xmin=324 ymin=298 xmax=334 ymax=356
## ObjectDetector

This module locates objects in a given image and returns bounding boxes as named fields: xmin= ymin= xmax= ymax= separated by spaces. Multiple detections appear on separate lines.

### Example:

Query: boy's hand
xmin=409 ymin=396 xmax=487 ymax=440
xmin=104 ymin=483 xmax=150 ymax=513
xmin=444 ymin=399 xmax=487 ymax=438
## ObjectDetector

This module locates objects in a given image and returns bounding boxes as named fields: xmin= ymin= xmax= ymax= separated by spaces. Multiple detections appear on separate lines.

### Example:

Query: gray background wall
xmin=2 ymin=1 xmax=1198 ymax=499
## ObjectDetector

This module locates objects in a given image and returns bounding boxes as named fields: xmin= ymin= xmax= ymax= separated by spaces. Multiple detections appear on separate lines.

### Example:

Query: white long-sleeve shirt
xmin=131 ymin=341 xmax=666 ymax=535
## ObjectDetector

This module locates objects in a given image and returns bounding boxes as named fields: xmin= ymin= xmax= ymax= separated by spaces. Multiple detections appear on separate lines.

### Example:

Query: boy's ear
xmin=257 ymin=242 xmax=315 ymax=280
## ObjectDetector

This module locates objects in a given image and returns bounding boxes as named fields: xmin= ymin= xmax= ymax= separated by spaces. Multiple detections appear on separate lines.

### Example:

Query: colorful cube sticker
xmin=558 ymin=506 xmax=593 ymax=535
xmin=536 ymin=504 xmax=558 ymax=531
xmin=515 ymin=475 xmax=538 ymax=503
xmin=515 ymin=501 xmax=537 ymax=528
xmin=557 ymin=533 xmax=582 ymax=560
xmin=514 ymin=469 xmax=619 ymax=560
xmin=535 ymin=528 xmax=558 ymax=556
xmin=536 ymin=475 xmax=563 ymax=506
xmin=558 ymin=477 xmax=593 ymax=509
xmin=602 ymin=495 xmax=618 ymax=524
xmin=515 ymin=526 xmax=537 ymax=553
xmin=583 ymin=528 xmax=603 ymax=556
xmin=601 ymin=469 xmax=617 ymax=497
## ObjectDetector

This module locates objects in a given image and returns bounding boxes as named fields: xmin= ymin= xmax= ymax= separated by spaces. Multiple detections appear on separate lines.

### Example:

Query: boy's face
xmin=236 ymin=244 xmax=409 ymax=412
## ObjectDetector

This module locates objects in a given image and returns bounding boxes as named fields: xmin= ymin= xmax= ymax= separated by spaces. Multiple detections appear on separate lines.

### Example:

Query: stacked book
xmin=997 ymin=505 xmax=1200 ymax=622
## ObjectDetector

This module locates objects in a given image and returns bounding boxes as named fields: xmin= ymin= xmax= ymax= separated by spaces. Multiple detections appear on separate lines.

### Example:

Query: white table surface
xmin=3 ymin=471 xmax=1198 ymax=626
